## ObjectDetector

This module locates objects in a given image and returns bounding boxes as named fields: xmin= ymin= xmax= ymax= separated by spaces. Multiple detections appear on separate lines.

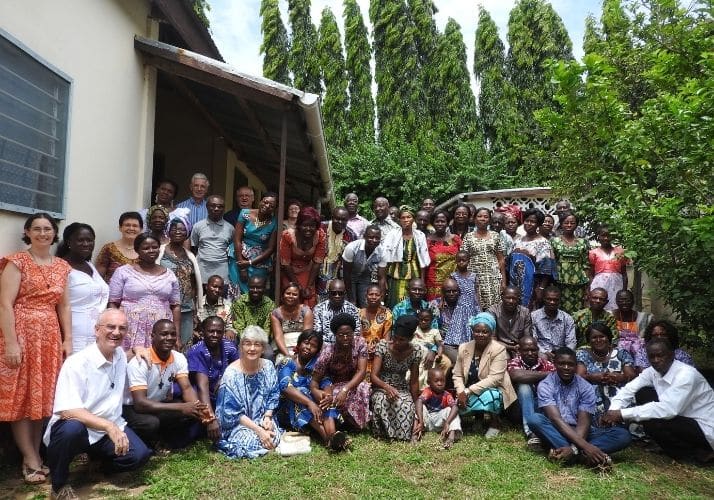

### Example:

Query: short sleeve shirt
xmin=125 ymin=349 xmax=189 ymax=404
xmin=537 ymin=372 xmax=597 ymax=426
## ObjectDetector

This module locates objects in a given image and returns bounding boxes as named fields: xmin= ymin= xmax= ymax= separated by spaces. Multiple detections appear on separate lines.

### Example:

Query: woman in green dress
xmin=551 ymin=212 xmax=590 ymax=314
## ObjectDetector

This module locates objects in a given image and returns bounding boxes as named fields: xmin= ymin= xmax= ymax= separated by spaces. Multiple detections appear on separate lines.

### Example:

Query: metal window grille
xmin=0 ymin=32 xmax=69 ymax=217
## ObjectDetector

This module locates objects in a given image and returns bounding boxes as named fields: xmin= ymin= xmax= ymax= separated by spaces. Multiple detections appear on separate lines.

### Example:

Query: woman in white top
xmin=57 ymin=223 xmax=109 ymax=353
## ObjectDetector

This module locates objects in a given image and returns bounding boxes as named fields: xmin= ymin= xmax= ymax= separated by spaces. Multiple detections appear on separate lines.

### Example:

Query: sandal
xmin=329 ymin=431 xmax=350 ymax=452
xmin=22 ymin=464 xmax=47 ymax=485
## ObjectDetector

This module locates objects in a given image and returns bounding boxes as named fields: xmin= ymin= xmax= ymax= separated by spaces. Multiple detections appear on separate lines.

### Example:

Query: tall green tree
xmin=506 ymin=0 xmax=573 ymax=171
xmin=406 ymin=0 xmax=440 ymax=127
xmin=433 ymin=18 xmax=477 ymax=142
xmin=260 ymin=0 xmax=291 ymax=85
xmin=473 ymin=7 xmax=516 ymax=153
xmin=288 ymin=0 xmax=321 ymax=93
xmin=369 ymin=0 xmax=425 ymax=142
xmin=538 ymin=0 xmax=714 ymax=338
xmin=317 ymin=7 xmax=349 ymax=149
xmin=343 ymin=0 xmax=375 ymax=143
xmin=191 ymin=0 xmax=211 ymax=27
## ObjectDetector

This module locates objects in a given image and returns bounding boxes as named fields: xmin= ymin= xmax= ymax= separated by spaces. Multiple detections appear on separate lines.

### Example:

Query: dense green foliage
xmin=407 ymin=0 xmax=441 ymax=130
xmin=288 ymin=0 xmax=321 ymax=93
xmin=317 ymin=8 xmax=349 ymax=149
xmin=537 ymin=0 xmax=714 ymax=335
xmin=190 ymin=0 xmax=211 ymax=28
xmin=343 ymin=0 xmax=375 ymax=143
xmin=260 ymin=0 xmax=291 ymax=85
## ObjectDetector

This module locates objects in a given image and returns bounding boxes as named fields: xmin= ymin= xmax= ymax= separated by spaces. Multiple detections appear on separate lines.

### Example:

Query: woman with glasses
xmin=215 ymin=326 xmax=282 ymax=459
xmin=310 ymin=313 xmax=370 ymax=432
xmin=0 ymin=213 xmax=72 ymax=484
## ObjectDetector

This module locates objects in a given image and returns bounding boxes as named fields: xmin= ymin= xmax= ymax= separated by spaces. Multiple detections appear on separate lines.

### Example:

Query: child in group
xmin=412 ymin=309 xmax=451 ymax=388
xmin=447 ymin=251 xmax=480 ymax=354
xmin=413 ymin=367 xmax=462 ymax=449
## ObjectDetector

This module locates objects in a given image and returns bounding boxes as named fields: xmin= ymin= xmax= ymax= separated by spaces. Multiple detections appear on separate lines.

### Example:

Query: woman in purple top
xmin=634 ymin=320 xmax=694 ymax=372
xmin=109 ymin=234 xmax=180 ymax=350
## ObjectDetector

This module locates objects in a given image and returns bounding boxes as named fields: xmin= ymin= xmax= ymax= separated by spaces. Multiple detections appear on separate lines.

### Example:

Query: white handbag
xmin=275 ymin=431 xmax=312 ymax=456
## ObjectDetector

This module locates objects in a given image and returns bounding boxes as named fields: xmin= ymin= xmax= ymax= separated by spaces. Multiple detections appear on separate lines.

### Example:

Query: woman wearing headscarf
xmin=279 ymin=206 xmax=326 ymax=308
xmin=453 ymin=312 xmax=516 ymax=439
xmin=380 ymin=205 xmax=430 ymax=308
xmin=157 ymin=216 xmax=203 ymax=347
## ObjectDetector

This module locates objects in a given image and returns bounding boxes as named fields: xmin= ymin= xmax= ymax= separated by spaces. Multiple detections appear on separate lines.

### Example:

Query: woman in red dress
xmin=0 ymin=213 xmax=72 ymax=484
xmin=425 ymin=209 xmax=461 ymax=300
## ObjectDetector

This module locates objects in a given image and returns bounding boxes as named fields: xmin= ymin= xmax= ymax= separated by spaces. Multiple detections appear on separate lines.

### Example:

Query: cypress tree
xmin=406 ymin=0 xmax=440 ymax=128
xmin=369 ymin=0 xmax=424 ymax=142
xmin=317 ymin=7 xmax=349 ymax=149
xmin=259 ymin=0 xmax=291 ymax=85
xmin=288 ymin=0 xmax=321 ymax=93
xmin=433 ymin=18 xmax=477 ymax=142
xmin=343 ymin=0 xmax=375 ymax=143
xmin=473 ymin=7 xmax=513 ymax=150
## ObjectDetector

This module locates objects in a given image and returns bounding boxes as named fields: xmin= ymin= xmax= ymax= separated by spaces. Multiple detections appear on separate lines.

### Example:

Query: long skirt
xmin=590 ymin=272 xmax=623 ymax=311
xmin=459 ymin=388 xmax=503 ymax=416
xmin=371 ymin=389 xmax=415 ymax=441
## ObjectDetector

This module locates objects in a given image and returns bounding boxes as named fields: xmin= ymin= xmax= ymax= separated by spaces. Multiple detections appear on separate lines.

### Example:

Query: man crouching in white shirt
xmin=44 ymin=309 xmax=151 ymax=500
xmin=602 ymin=338 xmax=714 ymax=465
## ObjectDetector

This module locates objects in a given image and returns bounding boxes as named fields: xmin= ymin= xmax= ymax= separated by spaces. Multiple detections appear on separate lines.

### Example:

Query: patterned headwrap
xmin=468 ymin=312 xmax=496 ymax=332
xmin=168 ymin=213 xmax=192 ymax=236
xmin=398 ymin=204 xmax=415 ymax=217
xmin=147 ymin=204 xmax=170 ymax=221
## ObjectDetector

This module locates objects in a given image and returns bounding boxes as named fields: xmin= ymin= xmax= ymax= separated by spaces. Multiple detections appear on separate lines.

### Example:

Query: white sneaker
xmin=485 ymin=427 xmax=500 ymax=439
xmin=526 ymin=435 xmax=542 ymax=451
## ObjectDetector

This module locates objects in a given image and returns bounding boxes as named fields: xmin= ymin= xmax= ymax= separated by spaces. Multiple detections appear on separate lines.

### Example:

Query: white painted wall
xmin=0 ymin=0 xmax=157 ymax=255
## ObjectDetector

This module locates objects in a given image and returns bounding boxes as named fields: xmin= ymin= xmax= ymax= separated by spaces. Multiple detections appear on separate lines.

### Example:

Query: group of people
xmin=1 ymin=178 xmax=713 ymax=499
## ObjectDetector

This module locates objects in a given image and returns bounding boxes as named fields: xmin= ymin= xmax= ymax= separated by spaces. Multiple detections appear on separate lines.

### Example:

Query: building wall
xmin=0 ymin=0 xmax=156 ymax=255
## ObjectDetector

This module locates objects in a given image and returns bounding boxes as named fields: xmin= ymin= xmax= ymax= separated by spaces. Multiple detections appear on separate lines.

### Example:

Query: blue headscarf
xmin=468 ymin=312 xmax=496 ymax=332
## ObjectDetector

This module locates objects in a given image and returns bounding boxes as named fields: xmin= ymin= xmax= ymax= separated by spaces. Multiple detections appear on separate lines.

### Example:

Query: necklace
xmin=27 ymin=250 xmax=51 ymax=289
xmin=591 ymin=348 xmax=612 ymax=363
xmin=253 ymin=213 xmax=271 ymax=229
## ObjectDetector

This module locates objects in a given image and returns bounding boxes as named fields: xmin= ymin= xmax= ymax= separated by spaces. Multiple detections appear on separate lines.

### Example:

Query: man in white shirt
xmin=602 ymin=338 xmax=714 ymax=464
xmin=344 ymin=192 xmax=369 ymax=238
xmin=122 ymin=320 xmax=211 ymax=451
xmin=44 ymin=309 xmax=151 ymax=500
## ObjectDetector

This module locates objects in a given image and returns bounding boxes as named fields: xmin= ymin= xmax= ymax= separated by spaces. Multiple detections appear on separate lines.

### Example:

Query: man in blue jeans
xmin=507 ymin=336 xmax=555 ymax=449
xmin=526 ymin=347 xmax=631 ymax=470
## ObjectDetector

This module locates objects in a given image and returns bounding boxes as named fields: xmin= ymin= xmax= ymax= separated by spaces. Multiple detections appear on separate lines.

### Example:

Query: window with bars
xmin=0 ymin=31 xmax=70 ymax=217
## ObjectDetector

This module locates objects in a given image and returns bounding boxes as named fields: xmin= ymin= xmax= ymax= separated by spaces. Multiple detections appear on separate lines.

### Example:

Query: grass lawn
xmin=3 ymin=428 xmax=714 ymax=499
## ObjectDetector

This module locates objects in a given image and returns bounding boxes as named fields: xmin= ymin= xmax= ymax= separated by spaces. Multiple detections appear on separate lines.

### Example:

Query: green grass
xmin=3 ymin=429 xmax=714 ymax=499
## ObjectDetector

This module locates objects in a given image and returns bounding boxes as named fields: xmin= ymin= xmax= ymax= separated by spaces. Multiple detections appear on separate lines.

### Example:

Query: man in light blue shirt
xmin=176 ymin=172 xmax=209 ymax=226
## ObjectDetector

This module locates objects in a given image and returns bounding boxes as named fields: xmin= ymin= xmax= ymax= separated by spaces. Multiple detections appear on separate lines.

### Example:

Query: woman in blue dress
xmin=230 ymin=193 xmax=278 ymax=293
xmin=277 ymin=330 xmax=348 ymax=450
xmin=215 ymin=325 xmax=282 ymax=459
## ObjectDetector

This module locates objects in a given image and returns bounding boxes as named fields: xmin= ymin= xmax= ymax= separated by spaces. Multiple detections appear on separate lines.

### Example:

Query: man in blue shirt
xmin=526 ymin=347 xmax=631 ymax=469
xmin=176 ymin=173 xmax=210 ymax=226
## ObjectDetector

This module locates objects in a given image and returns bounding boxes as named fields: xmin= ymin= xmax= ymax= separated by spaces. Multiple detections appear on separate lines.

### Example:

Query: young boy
xmin=414 ymin=368 xmax=462 ymax=449
xmin=413 ymin=309 xmax=451 ymax=388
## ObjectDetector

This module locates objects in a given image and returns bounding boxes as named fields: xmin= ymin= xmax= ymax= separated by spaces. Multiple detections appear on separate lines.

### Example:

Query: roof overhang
xmin=135 ymin=35 xmax=334 ymax=208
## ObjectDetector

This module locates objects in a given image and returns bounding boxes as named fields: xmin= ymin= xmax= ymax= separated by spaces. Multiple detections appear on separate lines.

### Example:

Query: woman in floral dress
xmin=551 ymin=212 xmax=591 ymax=314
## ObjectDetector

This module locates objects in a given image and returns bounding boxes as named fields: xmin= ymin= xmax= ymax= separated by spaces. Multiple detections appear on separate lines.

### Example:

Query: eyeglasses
xmin=241 ymin=341 xmax=264 ymax=348
xmin=329 ymin=291 xmax=345 ymax=296
xmin=97 ymin=324 xmax=128 ymax=333
xmin=29 ymin=227 xmax=54 ymax=233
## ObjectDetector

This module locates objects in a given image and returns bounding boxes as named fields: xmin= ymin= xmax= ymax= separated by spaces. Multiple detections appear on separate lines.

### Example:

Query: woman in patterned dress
xmin=215 ymin=326 xmax=282 ymax=459
xmin=370 ymin=315 xmax=422 ymax=441
xmin=277 ymin=330 xmax=347 ymax=450
xmin=157 ymin=218 xmax=203 ymax=347
xmin=425 ymin=209 xmax=461 ymax=301
xmin=359 ymin=284 xmax=393 ymax=379
xmin=460 ymin=208 xmax=506 ymax=310
xmin=95 ymin=211 xmax=142 ymax=283
xmin=576 ymin=322 xmax=635 ymax=418
xmin=271 ymin=282 xmax=314 ymax=362
xmin=310 ymin=313 xmax=370 ymax=430
xmin=551 ymin=212 xmax=590 ymax=314
xmin=0 ymin=213 xmax=72 ymax=483
xmin=108 ymin=234 xmax=181 ymax=350
xmin=381 ymin=206 xmax=430 ymax=308
xmin=512 ymin=208 xmax=556 ymax=309
xmin=446 ymin=251 xmax=481 ymax=363
xmin=232 ymin=193 xmax=278 ymax=294
xmin=279 ymin=206 xmax=326 ymax=307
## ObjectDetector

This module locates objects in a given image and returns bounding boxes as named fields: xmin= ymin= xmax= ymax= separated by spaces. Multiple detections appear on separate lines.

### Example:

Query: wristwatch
xmin=570 ymin=444 xmax=579 ymax=455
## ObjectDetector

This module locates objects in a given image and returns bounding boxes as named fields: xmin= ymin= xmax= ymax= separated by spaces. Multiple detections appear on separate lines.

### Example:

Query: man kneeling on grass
xmin=122 ymin=319 xmax=213 ymax=453
xmin=526 ymin=347 xmax=631 ymax=471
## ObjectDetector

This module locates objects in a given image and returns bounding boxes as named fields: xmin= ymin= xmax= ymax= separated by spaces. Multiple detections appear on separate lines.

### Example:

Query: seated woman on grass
xmin=453 ymin=312 xmax=516 ymax=439
xmin=310 ymin=313 xmax=370 ymax=433
xmin=215 ymin=326 xmax=282 ymax=459
xmin=633 ymin=319 xmax=694 ymax=373
xmin=277 ymin=330 xmax=348 ymax=451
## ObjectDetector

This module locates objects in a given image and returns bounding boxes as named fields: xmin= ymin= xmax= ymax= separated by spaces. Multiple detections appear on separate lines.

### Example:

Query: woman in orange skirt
xmin=0 ymin=213 xmax=72 ymax=484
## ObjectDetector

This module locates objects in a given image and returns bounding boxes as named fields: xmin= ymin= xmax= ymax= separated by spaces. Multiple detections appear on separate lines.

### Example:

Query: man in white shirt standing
xmin=44 ymin=309 xmax=151 ymax=500
xmin=603 ymin=338 xmax=714 ymax=465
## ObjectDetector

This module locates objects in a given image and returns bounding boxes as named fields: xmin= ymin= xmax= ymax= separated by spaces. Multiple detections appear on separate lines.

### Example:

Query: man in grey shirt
xmin=531 ymin=286 xmax=576 ymax=361
xmin=191 ymin=195 xmax=234 ymax=284
xmin=487 ymin=286 xmax=532 ymax=358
